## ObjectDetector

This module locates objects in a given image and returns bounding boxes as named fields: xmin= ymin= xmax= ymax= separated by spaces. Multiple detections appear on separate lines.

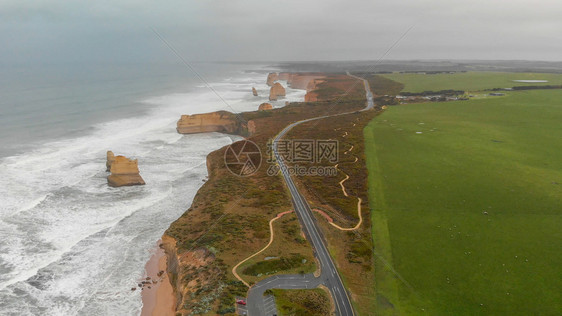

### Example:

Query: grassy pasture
xmin=365 ymin=88 xmax=562 ymax=315
xmin=382 ymin=72 xmax=562 ymax=93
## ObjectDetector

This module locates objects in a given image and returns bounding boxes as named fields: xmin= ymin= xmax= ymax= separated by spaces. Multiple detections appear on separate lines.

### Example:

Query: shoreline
xmin=139 ymin=71 xmax=323 ymax=314
xmin=140 ymin=241 xmax=175 ymax=316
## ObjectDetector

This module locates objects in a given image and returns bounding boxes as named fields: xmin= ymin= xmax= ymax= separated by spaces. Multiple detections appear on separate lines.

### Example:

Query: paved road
xmin=246 ymin=73 xmax=374 ymax=316
xmin=347 ymin=71 xmax=374 ymax=110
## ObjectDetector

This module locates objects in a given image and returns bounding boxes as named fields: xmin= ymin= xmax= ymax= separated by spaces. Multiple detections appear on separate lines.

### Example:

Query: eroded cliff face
xmin=176 ymin=111 xmax=248 ymax=136
xmin=287 ymin=73 xmax=325 ymax=90
xmin=269 ymin=82 xmax=286 ymax=101
xmin=106 ymin=152 xmax=145 ymax=187
xmin=160 ymin=235 xmax=220 ymax=313
xmin=304 ymin=79 xmax=326 ymax=102
xmin=258 ymin=102 xmax=273 ymax=111
xmin=277 ymin=72 xmax=290 ymax=81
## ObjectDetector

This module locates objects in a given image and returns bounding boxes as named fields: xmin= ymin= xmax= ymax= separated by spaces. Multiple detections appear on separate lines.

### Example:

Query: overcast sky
xmin=1 ymin=0 xmax=561 ymax=64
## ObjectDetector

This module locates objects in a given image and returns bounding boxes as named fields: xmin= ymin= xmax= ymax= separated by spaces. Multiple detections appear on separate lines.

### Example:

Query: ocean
xmin=0 ymin=62 xmax=305 ymax=315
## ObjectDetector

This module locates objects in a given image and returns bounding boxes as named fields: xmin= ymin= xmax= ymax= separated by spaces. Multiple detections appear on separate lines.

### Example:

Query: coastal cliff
xmin=106 ymin=152 xmax=145 ymax=187
xmin=176 ymin=111 xmax=249 ymax=136
xmin=154 ymin=73 xmax=371 ymax=315
xmin=287 ymin=73 xmax=325 ymax=90
xmin=304 ymin=78 xmax=325 ymax=102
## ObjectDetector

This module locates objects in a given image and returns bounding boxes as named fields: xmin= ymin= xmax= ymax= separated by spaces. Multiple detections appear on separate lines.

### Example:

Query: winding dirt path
xmin=232 ymin=133 xmax=365 ymax=286
xmin=232 ymin=210 xmax=294 ymax=287
xmin=327 ymin=140 xmax=364 ymax=231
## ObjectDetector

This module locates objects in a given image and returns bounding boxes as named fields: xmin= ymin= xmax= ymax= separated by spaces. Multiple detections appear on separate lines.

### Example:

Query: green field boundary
xmin=363 ymin=120 xmax=401 ymax=315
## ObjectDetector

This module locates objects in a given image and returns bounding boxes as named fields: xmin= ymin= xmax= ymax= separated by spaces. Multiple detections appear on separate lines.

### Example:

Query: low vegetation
xmin=272 ymin=289 xmax=332 ymax=316
xmin=164 ymin=74 xmax=367 ymax=315
xmin=283 ymin=74 xmax=402 ymax=315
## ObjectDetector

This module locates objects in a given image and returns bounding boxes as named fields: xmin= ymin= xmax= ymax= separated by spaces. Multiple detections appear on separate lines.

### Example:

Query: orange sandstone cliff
xmin=176 ymin=111 xmax=249 ymax=136
xmin=287 ymin=73 xmax=325 ymax=90
xmin=304 ymin=78 xmax=326 ymax=102
xmin=277 ymin=72 xmax=290 ymax=81
xmin=106 ymin=152 xmax=145 ymax=187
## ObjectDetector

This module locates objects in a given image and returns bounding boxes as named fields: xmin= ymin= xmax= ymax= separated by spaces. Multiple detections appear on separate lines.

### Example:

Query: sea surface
xmin=0 ymin=62 xmax=304 ymax=315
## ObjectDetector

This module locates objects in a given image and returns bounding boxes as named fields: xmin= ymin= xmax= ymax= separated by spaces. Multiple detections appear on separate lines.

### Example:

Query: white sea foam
xmin=0 ymin=66 xmax=305 ymax=315
xmin=0 ymin=65 xmax=305 ymax=315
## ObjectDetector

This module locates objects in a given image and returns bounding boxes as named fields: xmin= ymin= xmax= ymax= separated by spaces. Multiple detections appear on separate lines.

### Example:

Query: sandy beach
xmin=141 ymin=242 xmax=175 ymax=316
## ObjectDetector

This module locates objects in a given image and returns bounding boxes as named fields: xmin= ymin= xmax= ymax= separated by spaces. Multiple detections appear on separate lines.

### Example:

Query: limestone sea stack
xmin=106 ymin=151 xmax=116 ymax=171
xmin=258 ymin=103 xmax=273 ymax=111
xmin=176 ymin=111 xmax=248 ymax=136
xmin=106 ymin=151 xmax=145 ymax=187
xmin=252 ymin=87 xmax=258 ymax=96
xmin=266 ymin=73 xmax=278 ymax=86
xmin=269 ymin=82 xmax=286 ymax=101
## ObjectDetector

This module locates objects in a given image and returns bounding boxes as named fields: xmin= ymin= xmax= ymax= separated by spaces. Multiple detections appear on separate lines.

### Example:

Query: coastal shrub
xmin=217 ymin=307 xmax=235 ymax=314
xmin=242 ymin=254 xmax=306 ymax=276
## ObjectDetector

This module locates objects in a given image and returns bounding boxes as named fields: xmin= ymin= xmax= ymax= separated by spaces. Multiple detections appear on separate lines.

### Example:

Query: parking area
xmin=236 ymin=296 xmax=248 ymax=315
xmin=263 ymin=294 xmax=278 ymax=316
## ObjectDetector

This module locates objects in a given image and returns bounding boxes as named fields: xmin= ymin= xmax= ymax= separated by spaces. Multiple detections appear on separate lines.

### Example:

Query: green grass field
xmin=382 ymin=72 xmax=562 ymax=93
xmin=364 ymin=89 xmax=562 ymax=315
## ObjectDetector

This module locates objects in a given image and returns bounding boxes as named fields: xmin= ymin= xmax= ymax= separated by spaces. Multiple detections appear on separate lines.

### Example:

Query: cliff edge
xmin=176 ymin=111 xmax=249 ymax=136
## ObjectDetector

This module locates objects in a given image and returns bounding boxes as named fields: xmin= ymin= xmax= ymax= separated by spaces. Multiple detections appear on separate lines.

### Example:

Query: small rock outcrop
xmin=258 ymin=103 xmax=273 ymax=111
xmin=269 ymin=82 xmax=286 ymax=101
xmin=252 ymin=87 xmax=258 ymax=96
xmin=176 ymin=111 xmax=248 ymax=136
xmin=106 ymin=151 xmax=116 ymax=171
xmin=266 ymin=73 xmax=278 ymax=86
xmin=106 ymin=152 xmax=145 ymax=187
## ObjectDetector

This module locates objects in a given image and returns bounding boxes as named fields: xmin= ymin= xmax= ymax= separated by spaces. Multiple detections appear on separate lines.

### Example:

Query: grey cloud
xmin=1 ymin=0 xmax=561 ymax=64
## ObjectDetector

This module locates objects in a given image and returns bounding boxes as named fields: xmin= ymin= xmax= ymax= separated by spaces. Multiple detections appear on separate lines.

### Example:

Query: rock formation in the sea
xmin=176 ymin=111 xmax=249 ymax=136
xmin=252 ymin=87 xmax=258 ymax=96
xmin=269 ymin=82 xmax=286 ymax=101
xmin=106 ymin=151 xmax=116 ymax=171
xmin=258 ymin=103 xmax=273 ymax=111
xmin=106 ymin=152 xmax=146 ymax=187
xmin=266 ymin=72 xmax=278 ymax=86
